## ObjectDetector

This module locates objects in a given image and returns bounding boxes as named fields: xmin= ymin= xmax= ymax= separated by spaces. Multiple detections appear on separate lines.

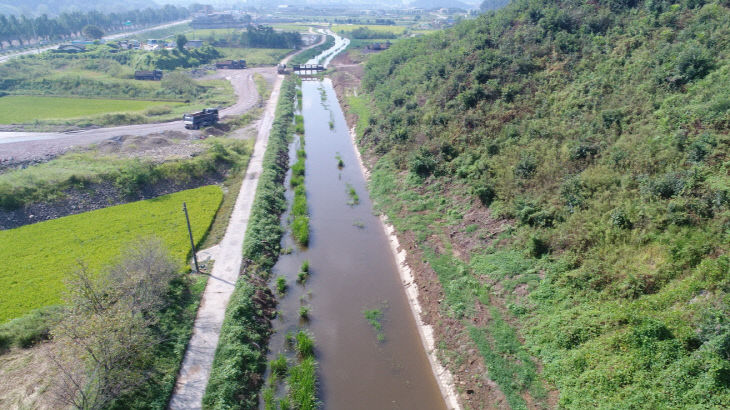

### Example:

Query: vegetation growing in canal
xmin=355 ymin=0 xmax=730 ymax=407
xmin=294 ymin=114 xmax=305 ymax=135
xmin=276 ymin=277 xmax=288 ymax=294
xmin=295 ymin=331 xmax=315 ymax=358
xmin=336 ymin=154 xmax=345 ymax=168
xmin=289 ymin=35 xmax=335 ymax=65
xmin=297 ymin=260 xmax=311 ymax=283
xmin=363 ymin=309 xmax=385 ymax=342
xmin=299 ymin=306 xmax=310 ymax=319
xmin=290 ymin=137 xmax=310 ymax=247
xmin=287 ymin=357 xmax=318 ymax=410
xmin=346 ymin=184 xmax=360 ymax=206
xmin=270 ymin=353 xmax=288 ymax=379
xmin=203 ymin=78 xmax=297 ymax=410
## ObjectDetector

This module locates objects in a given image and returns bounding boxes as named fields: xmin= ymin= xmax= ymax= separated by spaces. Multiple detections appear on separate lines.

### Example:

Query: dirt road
xmin=0 ymin=67 xmax=274 ymax=164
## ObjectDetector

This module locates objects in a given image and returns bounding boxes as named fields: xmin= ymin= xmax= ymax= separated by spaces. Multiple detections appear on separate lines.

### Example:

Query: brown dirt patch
xmin=0 ymin=343 xmax=59 ymax=410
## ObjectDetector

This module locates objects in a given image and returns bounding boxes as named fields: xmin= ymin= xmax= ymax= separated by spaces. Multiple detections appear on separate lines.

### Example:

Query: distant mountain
xmin=0 ymin=0 xmax=158 ymax=16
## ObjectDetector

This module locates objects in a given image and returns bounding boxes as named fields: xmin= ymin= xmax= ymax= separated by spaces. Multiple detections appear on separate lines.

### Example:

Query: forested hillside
xmin=356 ymin=0 xmax=730 ymax=407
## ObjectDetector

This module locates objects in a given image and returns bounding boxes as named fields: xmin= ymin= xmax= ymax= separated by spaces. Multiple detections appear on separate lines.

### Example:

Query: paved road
xmin=0 ymin=20 xmax=190 ymax=65
xmin=0 ymin=67 xmax=273 ymax=163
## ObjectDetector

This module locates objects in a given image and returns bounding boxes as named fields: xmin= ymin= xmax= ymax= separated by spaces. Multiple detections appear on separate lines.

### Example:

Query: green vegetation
xmin=356 ymin=0 xmax=730 ymax=407
xmin=287 ymin=357 xmax=317 ymax=410
xmin=295 ymin=330 xmax=314 ymax=358
xmin=332 ymin=24 xmax=406 ymax=36
xmin=271 ymin=353 xmax=288 ymax=377
xmin=336 ymin=154 xmax=345 ymax=168
xmin=198 ymin=140 xmax=256 ymax=249
xmin=218 ymin=47 xmax=291 ymax=66
xmin=276 ymin=276 xmax=288 ymax=294
xmin=45 ymin=239 xmax=206 ymax=410
xmin=299 ymin=305 xmax=310 ymax=319
xmin=0 ymin=7 xmax=189 ymax=46
xmin=203 ymin=78 xmax=297 ymax=409
xmin=0 ymin=306 xmax=61 ymax=351
xmin=0 ymin=138 xmax=249 ymax=210
xmin=290 ymin=134 xmax=310 ymax=247
xmin=0 ymin=96 xmax=180 ymax=124
xmin=363 ymin=309 xmax=385 ymax=342
xmin=340 ymin=26 xmax=397 ymax=40
xmin=294 ymin=114 xmax=305 ymax=134
xmin=0 ymin=186 xmax=221 ymax=323
xmin=0 ymin=45 xmax=235 ymax=127
xmin=297 ymin=260 xmax=311 ymax=284
xmin=346 ymin=183 xmax=360 ymax=206
xmin=253 ymin=73 xmax=271 ymax=101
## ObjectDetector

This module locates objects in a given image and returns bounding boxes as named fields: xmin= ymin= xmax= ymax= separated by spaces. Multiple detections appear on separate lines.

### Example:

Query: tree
xmin=176 ymin=33 xmax=187 ymax=52
xmin=82 ymin=25 xmax=104 ymax=40
xmin=50 ymin=238 xmax=178 ymax=409
xmin=162 ymin=71 xmax=202 ymax=98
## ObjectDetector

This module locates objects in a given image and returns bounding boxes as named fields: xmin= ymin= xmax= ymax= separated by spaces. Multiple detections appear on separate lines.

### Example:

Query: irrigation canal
xmin=264 ymin=33 xmax=447 ymax=409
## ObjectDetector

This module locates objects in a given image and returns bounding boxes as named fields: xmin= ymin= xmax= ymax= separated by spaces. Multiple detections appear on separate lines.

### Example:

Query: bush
xmin=474 ymin=185 xmax=496 ymax=206
xmin=409 ymin=148 xmax=437 ymax=177
xmin=514 ymin=155 xmax=537 ymax=179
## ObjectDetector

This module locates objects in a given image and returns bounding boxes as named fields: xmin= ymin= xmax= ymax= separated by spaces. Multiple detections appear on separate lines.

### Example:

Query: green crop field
xmin=0 ymin=186 xmax=223 ymax=323
xmin=0 ymin=96 xmax=180 ymax=124
xmin=218 ymin=47 xmax=293 ymax=65
xmin=330 ymin=24 xmax=407 ymax=35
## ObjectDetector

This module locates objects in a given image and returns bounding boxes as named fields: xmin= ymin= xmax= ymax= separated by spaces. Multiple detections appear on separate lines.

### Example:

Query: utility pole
xmin=183 ymin=202 xmax=200 ymax=273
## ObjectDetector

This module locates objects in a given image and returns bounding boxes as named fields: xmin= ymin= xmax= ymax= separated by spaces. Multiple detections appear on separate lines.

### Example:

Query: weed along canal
xmin=263 ymin=41 xmax=447 ymax=409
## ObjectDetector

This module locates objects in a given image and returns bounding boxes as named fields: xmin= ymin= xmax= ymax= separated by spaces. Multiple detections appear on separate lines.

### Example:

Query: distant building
xmin=55 ymin=44 xmax=86 ymax=53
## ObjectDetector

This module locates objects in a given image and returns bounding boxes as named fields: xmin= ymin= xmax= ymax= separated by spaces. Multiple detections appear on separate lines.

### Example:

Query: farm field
xmin=270 ymin=23 xmax=315 ymax=32
xmin=218 ymin=47 xmax=292 ymax=65
xmin=0 ymin=95 xmax=182 ymax=124
xmin=130 ymin=23 xmax=193 ymax=41
xmin=0 ymin=185 xmax=223 ymax=322
xmin=330 ymin=24 xmax=407 ymax=35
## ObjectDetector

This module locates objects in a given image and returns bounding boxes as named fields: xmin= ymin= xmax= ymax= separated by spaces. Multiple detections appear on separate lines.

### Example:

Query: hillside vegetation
xmin=355 ymin=0 xmax=730 ymax=407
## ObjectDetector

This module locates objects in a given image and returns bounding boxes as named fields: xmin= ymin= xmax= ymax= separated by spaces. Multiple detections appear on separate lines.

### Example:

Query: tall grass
xmin=287 ymin=357 xmax=318 ymax=410
xmin=0 ymin=138 xmax=250 ymax=211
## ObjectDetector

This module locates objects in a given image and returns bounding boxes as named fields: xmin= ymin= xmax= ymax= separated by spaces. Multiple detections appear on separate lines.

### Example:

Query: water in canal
xmin=264 ymin=33 xmax=446 ymax=409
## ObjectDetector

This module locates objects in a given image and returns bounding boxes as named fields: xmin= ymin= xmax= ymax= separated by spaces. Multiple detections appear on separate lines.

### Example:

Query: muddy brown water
xmin=264 ymin=76 xmax=446 ymax=409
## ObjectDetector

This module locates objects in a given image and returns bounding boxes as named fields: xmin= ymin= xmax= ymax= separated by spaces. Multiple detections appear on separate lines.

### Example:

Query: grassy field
xmin=270 ymin=23 xmax=315 ymax=33
xmin=0 ymin=96 xmax=180 ymax=124
xmin=0 ymin=186 xmax=223 ymax=323
xmin=218 ymin=47 xmax=292 ymax=65
xmin=130 ymin=23 xmax=193 ymax=41
xmin=330 ymin=24 xmax=407 ymax=35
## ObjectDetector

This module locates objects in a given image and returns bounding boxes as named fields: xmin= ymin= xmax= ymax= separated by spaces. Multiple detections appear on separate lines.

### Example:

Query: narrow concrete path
xmin=168 ymin=73 xmax=284 ymax=410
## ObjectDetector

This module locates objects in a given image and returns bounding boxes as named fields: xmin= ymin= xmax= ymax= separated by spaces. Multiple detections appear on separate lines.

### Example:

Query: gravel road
xmin=0 ymin=67 xmax=275 ymax=164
